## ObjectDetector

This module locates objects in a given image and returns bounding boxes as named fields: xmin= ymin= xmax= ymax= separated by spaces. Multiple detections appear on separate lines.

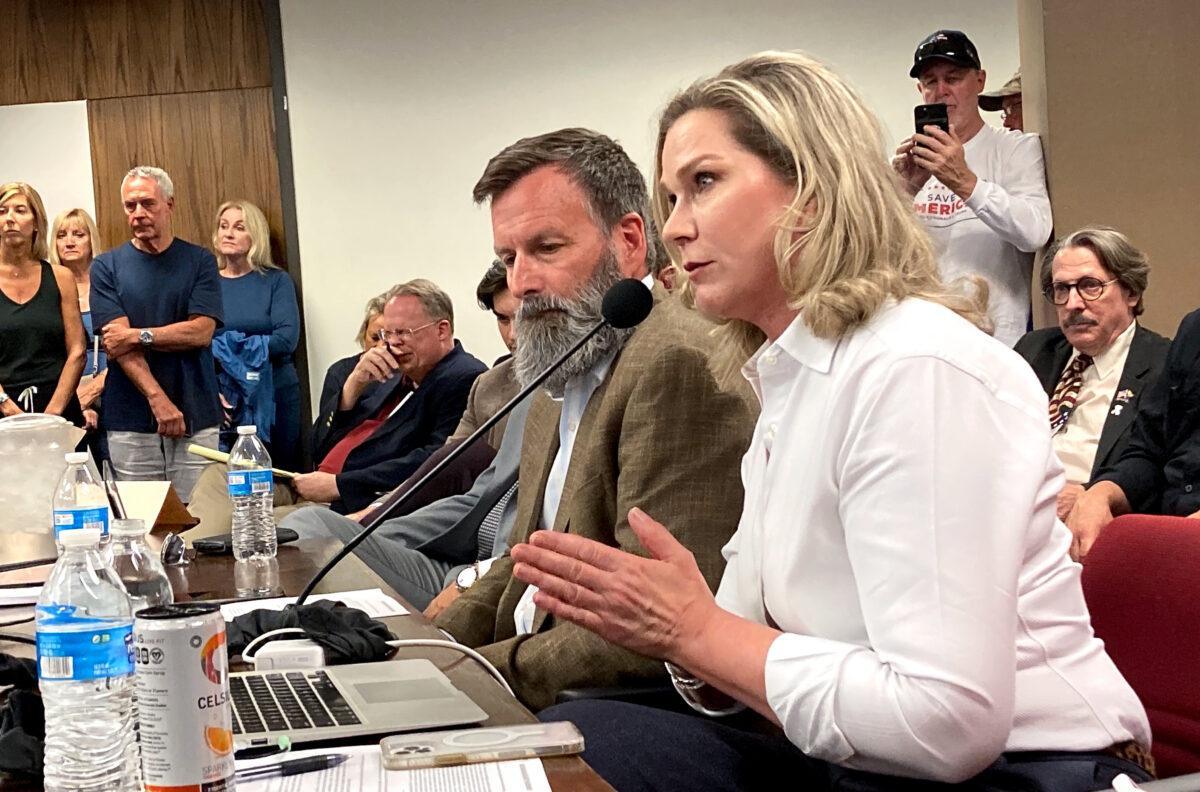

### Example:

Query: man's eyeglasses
xmin=1001 ymin=102 xmax=1023 ymax=121
xmin=1042 ymin=277 xmax=1119 ymax=306
xmin=373 ymin=320 xmax=440 ymax=343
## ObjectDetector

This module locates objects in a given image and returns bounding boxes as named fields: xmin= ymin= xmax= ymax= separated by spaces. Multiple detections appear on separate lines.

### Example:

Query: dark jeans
xmin=539 ymin=700 xmax=1152 ymax=792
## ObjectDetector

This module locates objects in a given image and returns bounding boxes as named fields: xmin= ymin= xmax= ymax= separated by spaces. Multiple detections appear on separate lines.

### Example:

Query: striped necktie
xmin=1048 ymin=353 xmax=1093 ymax=435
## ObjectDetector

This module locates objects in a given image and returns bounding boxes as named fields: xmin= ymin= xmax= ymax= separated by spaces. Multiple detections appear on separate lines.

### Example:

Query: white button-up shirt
xmin=513 ymin=349 xmax=617 ymax=636
xmin=1054 ymin=319 xmax=1136 ymax=484
xmin=716 ymin=298 xmax=1149 ymax=781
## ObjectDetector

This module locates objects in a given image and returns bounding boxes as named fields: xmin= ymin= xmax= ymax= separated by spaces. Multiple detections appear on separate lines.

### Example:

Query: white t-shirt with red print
xmin=912 ymin=123 xmax=1052 ymax=346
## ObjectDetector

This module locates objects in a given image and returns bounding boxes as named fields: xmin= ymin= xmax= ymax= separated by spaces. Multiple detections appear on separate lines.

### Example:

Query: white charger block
xmin=251 ymin=638 xmax=326 ymax=671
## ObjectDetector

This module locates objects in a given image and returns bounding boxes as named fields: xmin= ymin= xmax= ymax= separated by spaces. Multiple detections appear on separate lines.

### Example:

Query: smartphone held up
xmin=914 ymin=103 xmax=950 ymax=137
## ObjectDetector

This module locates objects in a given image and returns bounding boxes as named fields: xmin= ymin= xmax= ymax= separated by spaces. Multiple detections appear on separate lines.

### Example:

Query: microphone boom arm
xmin=295 ymin=317 xmax=612 ymax=605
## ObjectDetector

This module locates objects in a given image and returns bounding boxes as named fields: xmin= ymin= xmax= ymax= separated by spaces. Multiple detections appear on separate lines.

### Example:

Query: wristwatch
xmin=455 ymin=562 xmax=481 ymax=593
xmin=139 ymin=329 xmax=155 ymax=348
xmin=0 ymin=392 xmax=8 ymax=407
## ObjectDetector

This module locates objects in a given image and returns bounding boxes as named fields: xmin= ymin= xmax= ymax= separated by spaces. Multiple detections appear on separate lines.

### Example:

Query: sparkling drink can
xmin=134 ymin=603 xmax=236 ymax=791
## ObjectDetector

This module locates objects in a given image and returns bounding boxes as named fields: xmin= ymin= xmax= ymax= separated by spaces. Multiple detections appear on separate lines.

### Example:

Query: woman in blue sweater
xmin=212 ymin=199 xmax=301 ymax=470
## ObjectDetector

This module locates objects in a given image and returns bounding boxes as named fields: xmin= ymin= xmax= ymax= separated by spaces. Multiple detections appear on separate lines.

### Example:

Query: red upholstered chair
xmin=1081 ymin=513 xmax=1200 ymax=779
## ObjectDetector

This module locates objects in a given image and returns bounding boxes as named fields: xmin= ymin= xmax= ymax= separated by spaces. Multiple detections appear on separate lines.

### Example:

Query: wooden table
xmin=0 ymin=529 xmax=613 ymax=791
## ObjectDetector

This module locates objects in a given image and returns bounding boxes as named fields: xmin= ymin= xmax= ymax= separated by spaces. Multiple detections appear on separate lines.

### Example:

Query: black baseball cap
xmin=909 ymin=30 xmax=982 ymax=78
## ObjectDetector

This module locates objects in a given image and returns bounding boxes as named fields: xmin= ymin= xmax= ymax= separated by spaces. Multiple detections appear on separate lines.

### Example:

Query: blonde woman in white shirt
xmin=512 ymin=51 xmax=1152 ymax=792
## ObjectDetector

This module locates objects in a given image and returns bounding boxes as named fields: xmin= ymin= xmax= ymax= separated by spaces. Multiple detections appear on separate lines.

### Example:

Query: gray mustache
xmin=1064 ymin=314 xmax=1096 ymax=328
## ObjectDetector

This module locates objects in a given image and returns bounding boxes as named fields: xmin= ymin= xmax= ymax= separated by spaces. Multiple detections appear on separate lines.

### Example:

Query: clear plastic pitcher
xmin=0 ymin=414 xmax=88 ymax=534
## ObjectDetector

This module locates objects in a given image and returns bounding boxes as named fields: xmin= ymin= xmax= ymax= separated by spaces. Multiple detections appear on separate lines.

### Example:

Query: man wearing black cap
xmin=893 ymin=30 xmax=1052 ymax=346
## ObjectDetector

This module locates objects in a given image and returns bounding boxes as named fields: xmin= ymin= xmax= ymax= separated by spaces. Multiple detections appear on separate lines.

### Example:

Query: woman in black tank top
xmin=0 ymin=183 xmax=86 ymax=425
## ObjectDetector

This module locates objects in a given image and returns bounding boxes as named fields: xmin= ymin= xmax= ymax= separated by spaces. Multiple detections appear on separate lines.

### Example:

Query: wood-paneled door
xmin=87 ymin=87 xmax=287 ymax=267
xmin=0 ymin=0 xmax=271 ymax=105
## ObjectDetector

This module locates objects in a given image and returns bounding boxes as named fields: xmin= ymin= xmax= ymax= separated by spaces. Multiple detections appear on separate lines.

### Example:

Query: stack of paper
xmin=0 ymin=585 xmax=42 ymax=607
xmin=235 ymin=744 xmax=553 ymax=792
xmin=219 ymin=588 xmax=409 ymax=621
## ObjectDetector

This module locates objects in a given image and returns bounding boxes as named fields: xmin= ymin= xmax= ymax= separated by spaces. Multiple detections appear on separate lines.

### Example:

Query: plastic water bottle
xmin=52 ymin=451 xmax=110 ymax=554
xmin=227 ymin=425 xmax=277 ymax=561
xmin=109 ymin=519 xmax=173 ymax=614
xmin=36 ymin=528 xmax=140 ymax=792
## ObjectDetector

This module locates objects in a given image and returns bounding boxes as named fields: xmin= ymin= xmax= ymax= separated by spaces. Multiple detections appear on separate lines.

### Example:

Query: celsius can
xmin=134 ymin=603 xmax=236 ymax=791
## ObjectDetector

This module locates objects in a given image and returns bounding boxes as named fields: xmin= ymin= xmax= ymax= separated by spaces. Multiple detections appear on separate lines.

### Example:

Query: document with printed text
xmin=236 ymin=745 xmax=552 ymax=792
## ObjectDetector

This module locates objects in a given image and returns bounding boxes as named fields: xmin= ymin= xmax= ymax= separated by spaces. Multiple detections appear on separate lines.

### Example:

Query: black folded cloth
xmin=0 ymin=654 xmax=42 ymax=776
xmin=225 ymin=600 xmax=397 ymax=664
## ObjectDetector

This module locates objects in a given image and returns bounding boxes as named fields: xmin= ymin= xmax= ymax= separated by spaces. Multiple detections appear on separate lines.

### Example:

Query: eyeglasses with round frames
xmin=1043 ymin=277 xmax=1119 ymax=306
xmin=1000 ymin=102 xmax=1023 ymax=121
xmin=374 ymin=320 xmax=440 ymax=342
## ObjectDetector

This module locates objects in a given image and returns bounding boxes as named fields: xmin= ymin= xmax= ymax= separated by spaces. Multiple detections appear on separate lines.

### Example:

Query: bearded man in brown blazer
xmin=433 ymin=128 xmax=756 ymax=711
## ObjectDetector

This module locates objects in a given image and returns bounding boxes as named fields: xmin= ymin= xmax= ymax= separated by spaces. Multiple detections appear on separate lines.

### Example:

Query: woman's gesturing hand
xmin=510 ymin=507 xmax=718 ymax=663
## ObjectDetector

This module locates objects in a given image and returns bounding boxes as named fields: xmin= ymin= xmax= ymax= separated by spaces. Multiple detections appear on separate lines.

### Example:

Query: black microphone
xmin=295 ymin=277 xmax=654 ymax=605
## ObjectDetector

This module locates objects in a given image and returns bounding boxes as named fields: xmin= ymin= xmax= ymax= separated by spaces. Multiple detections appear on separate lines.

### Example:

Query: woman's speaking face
xmin=659 ymin=109 xmax=798 ymax=339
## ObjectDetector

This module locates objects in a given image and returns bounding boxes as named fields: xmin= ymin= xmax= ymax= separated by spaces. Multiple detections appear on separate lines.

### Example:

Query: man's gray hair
xmin=121 ymin=166 xmax=175 ymax=200
xmin=383 ymin=278 xmax=455 ymax=331
xmin=471 ymin=128 xmax=663 ymax=275
xmin=1042 ymin=225 xmax=1151 ymax=316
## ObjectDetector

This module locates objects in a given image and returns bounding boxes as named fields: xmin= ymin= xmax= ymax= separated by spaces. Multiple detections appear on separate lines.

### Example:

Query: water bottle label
xmin=227 ymin=468 xmax=273 ymax=497
xmin=36 ymin=623 xmax=135 ymax=681
xmin=52 ymin=506 xmax=110 ymax=540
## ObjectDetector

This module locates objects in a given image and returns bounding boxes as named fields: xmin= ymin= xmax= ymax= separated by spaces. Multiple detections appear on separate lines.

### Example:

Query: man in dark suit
xmin=1068 ymin=307 xmax=1200 ymax=559
xmin=1014 ymin=226 xmax=1169 ymax=523
xmin=187 ymin=279 xmax=485 ymax=535
xmin=432 ymin=128 xmax=757 ymax=711
xmin=294 ymin=278 xmax=486 ymax=511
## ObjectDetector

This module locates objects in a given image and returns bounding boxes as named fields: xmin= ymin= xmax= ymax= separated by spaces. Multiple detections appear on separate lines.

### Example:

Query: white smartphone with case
xmin=380 ymin=721 xmax=584 ymax=770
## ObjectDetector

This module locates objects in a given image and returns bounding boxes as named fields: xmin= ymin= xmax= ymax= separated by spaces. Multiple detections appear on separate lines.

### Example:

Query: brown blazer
xmin=434 ymin=290 xmax=757 ymax=710
xmin=449 ymin=356 xmax=519 ymax=450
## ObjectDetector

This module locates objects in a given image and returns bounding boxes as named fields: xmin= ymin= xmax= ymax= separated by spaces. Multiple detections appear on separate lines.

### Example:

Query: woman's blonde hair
xmin=48 ymin=208 xmax=101 ymax=269
xmin=212 ymin=199 xmax=277 ymax=272
xmin=652 ymin=51 xmax=989 ymax=380
xmin=0 ymin=182 xmax=50 ymax=261
xmin=355 ymin=293 xmax=389 ymax=350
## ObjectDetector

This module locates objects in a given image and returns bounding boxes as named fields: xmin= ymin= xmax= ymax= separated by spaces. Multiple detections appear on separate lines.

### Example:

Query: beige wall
xmin=0 ymin=101 xmax=97 ymax=228
xmin=1022 ymin=0 xmax=1200 ymax=336
xmin=279 ymin=0 xmax=1020 ymax=408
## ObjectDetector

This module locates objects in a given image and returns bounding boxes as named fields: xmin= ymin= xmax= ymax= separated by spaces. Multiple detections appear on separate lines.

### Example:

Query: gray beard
xmin=513 ymin=252 xmax=635 ymax=397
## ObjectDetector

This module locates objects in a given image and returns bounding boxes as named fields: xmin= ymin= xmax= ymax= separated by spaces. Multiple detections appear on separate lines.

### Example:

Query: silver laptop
xmin=229 ymin=660 xmax=487 ymax=744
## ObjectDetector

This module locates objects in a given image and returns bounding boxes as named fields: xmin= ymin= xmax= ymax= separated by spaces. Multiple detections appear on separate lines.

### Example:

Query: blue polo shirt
xmin=90 ymin=239 xmax=224 ymax=434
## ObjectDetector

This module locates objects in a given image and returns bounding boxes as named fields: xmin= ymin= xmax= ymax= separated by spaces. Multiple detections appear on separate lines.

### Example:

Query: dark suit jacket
xmin=1015 ymin=323 xmax=1170 ymax=480
xmin=311 ymin=353 xmax=373 ymax=458
xmin=435 ymin=289 xmax=758 ymax=710
xmin=313 ymin=341 xmax=487 ymax=513
xmin=1094 ymin=308 xmax=1200 ymax=515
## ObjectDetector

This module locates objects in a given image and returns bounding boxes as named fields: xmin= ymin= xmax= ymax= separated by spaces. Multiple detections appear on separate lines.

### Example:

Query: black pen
xmin=235 ymin=753 xmax=349 ymax=781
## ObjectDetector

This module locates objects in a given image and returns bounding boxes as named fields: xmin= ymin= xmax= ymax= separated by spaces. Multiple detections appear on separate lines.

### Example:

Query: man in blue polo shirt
xmin=90 ymin=166 xmax=223 ymax=501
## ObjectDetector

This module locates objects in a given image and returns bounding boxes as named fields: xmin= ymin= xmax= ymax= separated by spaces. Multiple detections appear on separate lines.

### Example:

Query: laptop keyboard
xmin=230 ymin=670 xmax=363 ymax=735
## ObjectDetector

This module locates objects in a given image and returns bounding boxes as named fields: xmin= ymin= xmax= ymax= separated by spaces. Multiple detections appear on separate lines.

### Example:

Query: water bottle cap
xmin=237 ymin=425 xmax=257 ymax=435
xmin=64 ymin=451 xmax=89 ymax=464
xmin=59 ymin=528 xmax=102 ymax=546
xmin=111 ymin=518 xmax=148 ymax=536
